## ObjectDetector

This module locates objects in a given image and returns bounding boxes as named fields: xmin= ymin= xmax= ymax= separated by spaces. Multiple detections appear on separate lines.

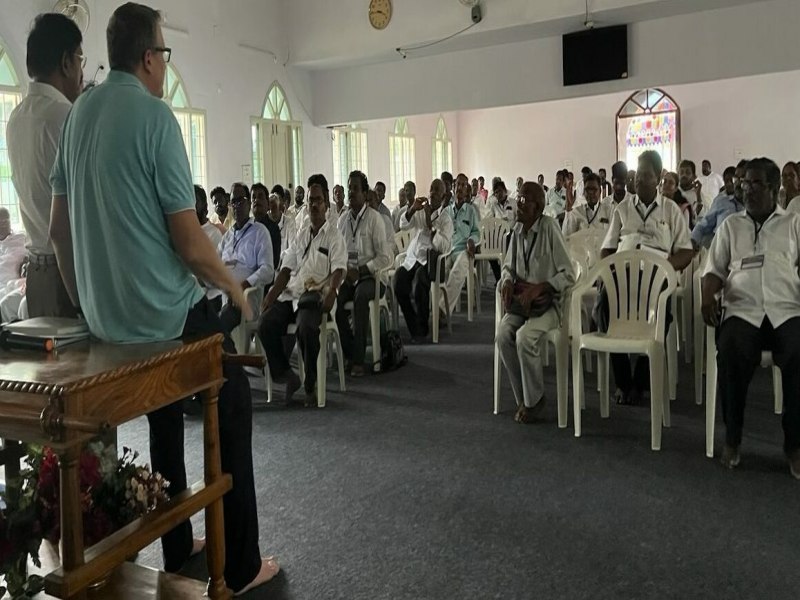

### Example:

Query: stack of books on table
xmin=1 ymin=317 xmax=90 ymax=352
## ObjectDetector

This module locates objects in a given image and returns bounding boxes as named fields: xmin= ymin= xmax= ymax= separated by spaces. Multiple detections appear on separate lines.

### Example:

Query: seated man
xmin=367 ymin=189 xmax=396 ymax=255
xmin=258 ymin=183 xmax=346 ymax=405
xmin=601 ymin=161 xmax=633 ymax=209
xmin=496 ymin=181 xmax=575 ymax=423
xmin=264 ymin=191 xmax=297 ymax=260
xmin=332 ymin=184 xmax=347 ymax=221
xmin=209 ymin=186 xmax=230 ymax=234
xmin=195 ymin=185 xmax=222 ymax=249
xmin=599 ymin=150 xmax=694 ymax=405
xmin=250 ymin=182 xmax=281 ymax=270
xmin=691 ymin=162 xmax=744 ymax=250
xmin=395 ymin=179 xmax=454 ymax=341
xmin=215 ymin=182 xmax=274 ymax=333
xmin=373 ymin=181 xmax=392 ymax=219
xmin=335 ymin=170 xmax=392 ymax=376
xmin=544 ymin=170 xmax=568 ymax=223
xmin=442 ymin=173 xmax=481 ymax=315
xmin=391 ymin=187 xmax=407 ymax=232
xmin=562 ymin=173 xmax=612 ymax=237
xmin=701 ymin=157 xmax=800 ymax=476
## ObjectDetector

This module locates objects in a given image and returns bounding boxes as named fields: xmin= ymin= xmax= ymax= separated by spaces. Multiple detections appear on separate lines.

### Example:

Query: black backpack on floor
xmin=380 ymin=329 xmax=407 ymax=372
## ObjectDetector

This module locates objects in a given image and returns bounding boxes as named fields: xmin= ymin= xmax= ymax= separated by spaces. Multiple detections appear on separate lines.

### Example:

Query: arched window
xmin=431 ymin=116 xmax=452 ymax=177
xmin=0 ymin=43 xmax=22 ymax=228
xmin=163 ymin=64 xmax=207 ymax=189
xmin=389 ymin=118 xmax=415 ymax=198
xmin=616 ymin=88 xmax=680 ymax=173
xmin=332 ymin=124 xmax=368 ymax=188
xmin=251 ymin=82 xmax=303 ymax=188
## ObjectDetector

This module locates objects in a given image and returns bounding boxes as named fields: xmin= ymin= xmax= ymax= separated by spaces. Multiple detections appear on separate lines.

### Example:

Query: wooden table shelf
xmin=0 ymin=335 xmax=233 ymax=599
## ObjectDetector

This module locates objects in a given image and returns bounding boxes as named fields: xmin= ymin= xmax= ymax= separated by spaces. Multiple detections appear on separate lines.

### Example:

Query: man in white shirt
xmin=537 ymin=174 xmax=549 ymax=193
xmin=544 ymin=170 xmax=567 ymax=222
xmin=497 ymin=181 xmax=575 ymax=423
xmin=216 ymin=183 xmax=274 ymax=334
xmin=440 ymin=172 xmax=454 ymax=207
xmin=336 ymin=170 xmax=392 ymax=376
xmin=598 ymin=168 xmax=612 ymax=197
xmin=678 ymin=159 xmax=706 ymax=217
xmin=258 ymin=183 xmax=346 ymax=404
xmin=562 ymin=173 xmax=612 ymax=237
xmin=699 ymin=160 xmax=725 ymax=200
xmin=0 ymin=209 xmax=27 ymax=290
xmin=601 ymin=161 xmax=633 ymax=210
xmin=443 ymin=174 xmax=481 ymax=315
xmin=373 ymin=181 xmax=392 ymax=220
xmin=701 ymin=157 xmax=800 ymax=476
xmin=208 ymin=186 xmax=230 ymax=235
xmin=6 ymin=13 xmax=84 ymax=318
xmin=391 ymin=188 xmax=408 ymax=232
xmin=367 ymin=189 xmax=395 ymax=254
xmin=195 ymin=185 xmax=222 ymax=249
xmin=575 ymin=166 xmax=592 ymax=199
xmin=599 ymin=150 xmax=694 ymax=405
xmin=395 ymin=179 xmax=454 ymax=341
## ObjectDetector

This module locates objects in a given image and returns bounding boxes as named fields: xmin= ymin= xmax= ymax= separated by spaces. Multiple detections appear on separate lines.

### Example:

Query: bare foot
xmin=234 ymin=557 xmax=280 ymax=597
xmin=191 ymin=537 xmax=205 ymax=557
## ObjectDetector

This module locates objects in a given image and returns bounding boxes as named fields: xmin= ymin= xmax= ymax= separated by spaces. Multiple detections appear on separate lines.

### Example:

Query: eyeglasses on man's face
xmin=151 ymin=47 xmax=172 ymax=63
xmin=75 ymin=52 xmax=87 ymax=69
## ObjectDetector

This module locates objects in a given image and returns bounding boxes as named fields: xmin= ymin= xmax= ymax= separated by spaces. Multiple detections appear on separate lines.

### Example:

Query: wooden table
xmin=0 ymin=335 xmax=233 ymax=599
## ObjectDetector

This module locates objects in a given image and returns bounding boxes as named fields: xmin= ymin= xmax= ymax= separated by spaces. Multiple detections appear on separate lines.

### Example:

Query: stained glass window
xmin=0 ymin=43 xmax=22 ymax=229
xmin=163 ymin=64 xmax=207 ymax=189
xmin=616 ymin=88 xmax=680 ymax=172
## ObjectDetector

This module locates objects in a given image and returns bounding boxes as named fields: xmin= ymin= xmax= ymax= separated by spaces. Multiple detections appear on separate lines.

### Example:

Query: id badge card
xmin=741 ymin=255 xmax=765 ymax=270
xmin=224 ymin=259 xmax=237 ymax=267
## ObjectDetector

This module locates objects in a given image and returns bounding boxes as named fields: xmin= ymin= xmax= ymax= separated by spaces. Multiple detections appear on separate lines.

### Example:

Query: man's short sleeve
xmin=152 ymin=105 xmax=195 ymax=215
xmin=49 ymin=114 xmax=69 ymax=196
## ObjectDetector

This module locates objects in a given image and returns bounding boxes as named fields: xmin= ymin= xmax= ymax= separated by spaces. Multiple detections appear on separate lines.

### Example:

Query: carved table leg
xmin=202 ymin=384 xmax=230 ymax=599
xmin=59 ymin=445 xmax=87 ymax=599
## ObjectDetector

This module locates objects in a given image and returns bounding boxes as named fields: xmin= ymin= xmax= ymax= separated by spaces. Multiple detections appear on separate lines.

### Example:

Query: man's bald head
xmin=517 ymin=181 xmax=545 ymax=226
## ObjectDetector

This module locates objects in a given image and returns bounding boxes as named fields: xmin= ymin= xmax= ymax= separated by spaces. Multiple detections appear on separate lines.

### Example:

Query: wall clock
xmin=369 ymin=0 xmax=392 ymax=30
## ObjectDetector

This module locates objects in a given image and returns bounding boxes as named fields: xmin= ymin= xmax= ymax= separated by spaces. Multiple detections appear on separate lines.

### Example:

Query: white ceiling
xmin=282 ymin=0 xmax=769 ymax=70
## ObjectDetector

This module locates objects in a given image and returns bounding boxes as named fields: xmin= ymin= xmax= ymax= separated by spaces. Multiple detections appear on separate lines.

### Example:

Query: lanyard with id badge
xmin=742 ymin=217 xmax=766 ymax=270
xmin=347 ymin=211 xmax=365 ymax=268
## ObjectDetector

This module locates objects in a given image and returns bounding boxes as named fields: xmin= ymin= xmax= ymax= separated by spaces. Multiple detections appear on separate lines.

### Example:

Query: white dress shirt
xmin=562 ymin=202 xmax=613 ymax=237
xmin=601 ymin=194 xmax=693 ymax=256
xmin=6 ymin=82 xmax=72 ymax=255
xmin=600 ymin=191 xmax=634 ymax=211
xmin=217 ymin=218 xmax=274 ymax=288
xmin=276 ymin=213 xmax=298 ymax=255
xmin=400 ymin=206 xmax=454 ymax=271
xmin=391 ymin=204 xmax=407 ymax=232
xmin=704 ymin=207 xmax=800 ymax=328
xmin=544 ymin=187 xmax=567 ymax=218
xmin=336 ymin=205 xmax=392 ymax=275
xmin=699 ymin=172 xmax=725 ymax=199
xmin=201 ymin=220 xmax=223 ymax=249
xmin=785 ymin=195 xmax=800 ymax=215
xmin=0 ymin=232 xmax=27 ymax=287
xmin=279 ymin=221 xmax=347 ymax=306
xmin=487 ymin=195 xmax=517 ymax=224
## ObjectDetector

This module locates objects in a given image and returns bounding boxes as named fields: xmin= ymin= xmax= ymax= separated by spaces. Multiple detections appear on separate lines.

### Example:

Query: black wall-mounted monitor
xmin=563 ymin=24 xmax=628 ymax=86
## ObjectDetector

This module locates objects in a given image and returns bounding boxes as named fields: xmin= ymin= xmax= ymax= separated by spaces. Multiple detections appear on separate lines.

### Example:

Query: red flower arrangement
xmin=1 ymin=443 xmax=169 ymax=598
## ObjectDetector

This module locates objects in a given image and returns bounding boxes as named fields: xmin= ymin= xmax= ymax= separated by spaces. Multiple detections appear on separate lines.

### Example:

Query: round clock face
xmin=369 ymin=0 xmax=392 ymax=30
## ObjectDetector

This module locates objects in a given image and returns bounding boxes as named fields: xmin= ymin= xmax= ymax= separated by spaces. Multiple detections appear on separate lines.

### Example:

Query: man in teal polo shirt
xmin=49 ymin=3 xmax=277 ymax=595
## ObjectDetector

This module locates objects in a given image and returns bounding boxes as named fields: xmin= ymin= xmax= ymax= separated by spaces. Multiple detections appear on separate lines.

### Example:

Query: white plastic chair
xmin=692 ymin=251 xmax=707 ymax=406
xmin=571 ymin=250 xmax=678 ymax=450
xmin=231 ymin=286 xmax=264 ymax=354
xmin=394 ymin=230 xmax=412 ymax=254
xmin=472 ymin=218 xmax=510 ymax=317
xmin=675 ymin=254 xmax=696 ymax=364
xmin=261 ymin=315 xmax=346 ymax=408
xmin=704 ymin=327 xmax=783 ymax=457
xmin=493 ymin=282 xmax=571 ymax=428
xmin=431 ymin=250 xmax=453 ymax=343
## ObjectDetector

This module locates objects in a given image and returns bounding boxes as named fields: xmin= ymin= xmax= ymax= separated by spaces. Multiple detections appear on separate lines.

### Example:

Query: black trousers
xmin=147 ymin=296 xmax=260 ymax=592
xmin=258 ymin=300 xmax=323 ymax=393
xmin=717 ymin=316 xmax=800 ymax=452
xmin=219 ymin=301 xmax=242 ymax=336
xmin=335 ymin=278 xmax=381 ymax=365
xmin=394 ymin=263 xmax=431 ymax=338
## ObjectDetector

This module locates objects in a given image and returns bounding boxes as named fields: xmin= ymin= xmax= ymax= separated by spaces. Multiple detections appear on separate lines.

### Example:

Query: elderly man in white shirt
xmin=701 ymin=157 xmax=800 ymax=477
xmin=497 ymin=181 xmax=575 ymax=423
xmin=215 ymin=184 xmax=274 ymax=334
xmin=599 ymin=150 xmax=694 ymax=406
xmin=562 ymin=173 xmax=613 ymax=237
xmin=6 ymin=14 xmax=84 ymax=318
xmin=336 ymin=171 xmax=392 ymax=376
xmin=258 ymin=183 xmax=347 ymax=405
xmin=395 ymin=179 xmax=454 ymax=341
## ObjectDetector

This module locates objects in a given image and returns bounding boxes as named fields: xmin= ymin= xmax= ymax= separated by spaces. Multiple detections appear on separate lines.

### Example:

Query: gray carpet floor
xmin=121 ymin=290 xmax=800 ymax=599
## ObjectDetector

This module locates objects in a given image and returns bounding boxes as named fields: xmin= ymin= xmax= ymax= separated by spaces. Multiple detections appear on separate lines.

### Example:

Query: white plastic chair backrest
xmin=480 ymin=218 xmax=510 ymax=255
xmin=592 ymin=250 xmax=677 ymax=342
xmin=395 ymin=230 xmax=412 ymax=253
xmin=567 ymin=236 xmax=597 ymax=277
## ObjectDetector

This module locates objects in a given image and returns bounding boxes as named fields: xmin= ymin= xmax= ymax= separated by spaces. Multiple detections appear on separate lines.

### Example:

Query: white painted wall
xmin=310 ymin=0 xmax=800 ymax=125
xmin=457 ymin=70 xmax=800 ymax=188
xmin=0 ymin=0 xmax=331 ymax=190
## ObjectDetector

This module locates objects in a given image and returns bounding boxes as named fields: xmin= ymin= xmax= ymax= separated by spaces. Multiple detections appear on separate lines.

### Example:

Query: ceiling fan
xmin=53 ymin=0 xmax=90 ymax=34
